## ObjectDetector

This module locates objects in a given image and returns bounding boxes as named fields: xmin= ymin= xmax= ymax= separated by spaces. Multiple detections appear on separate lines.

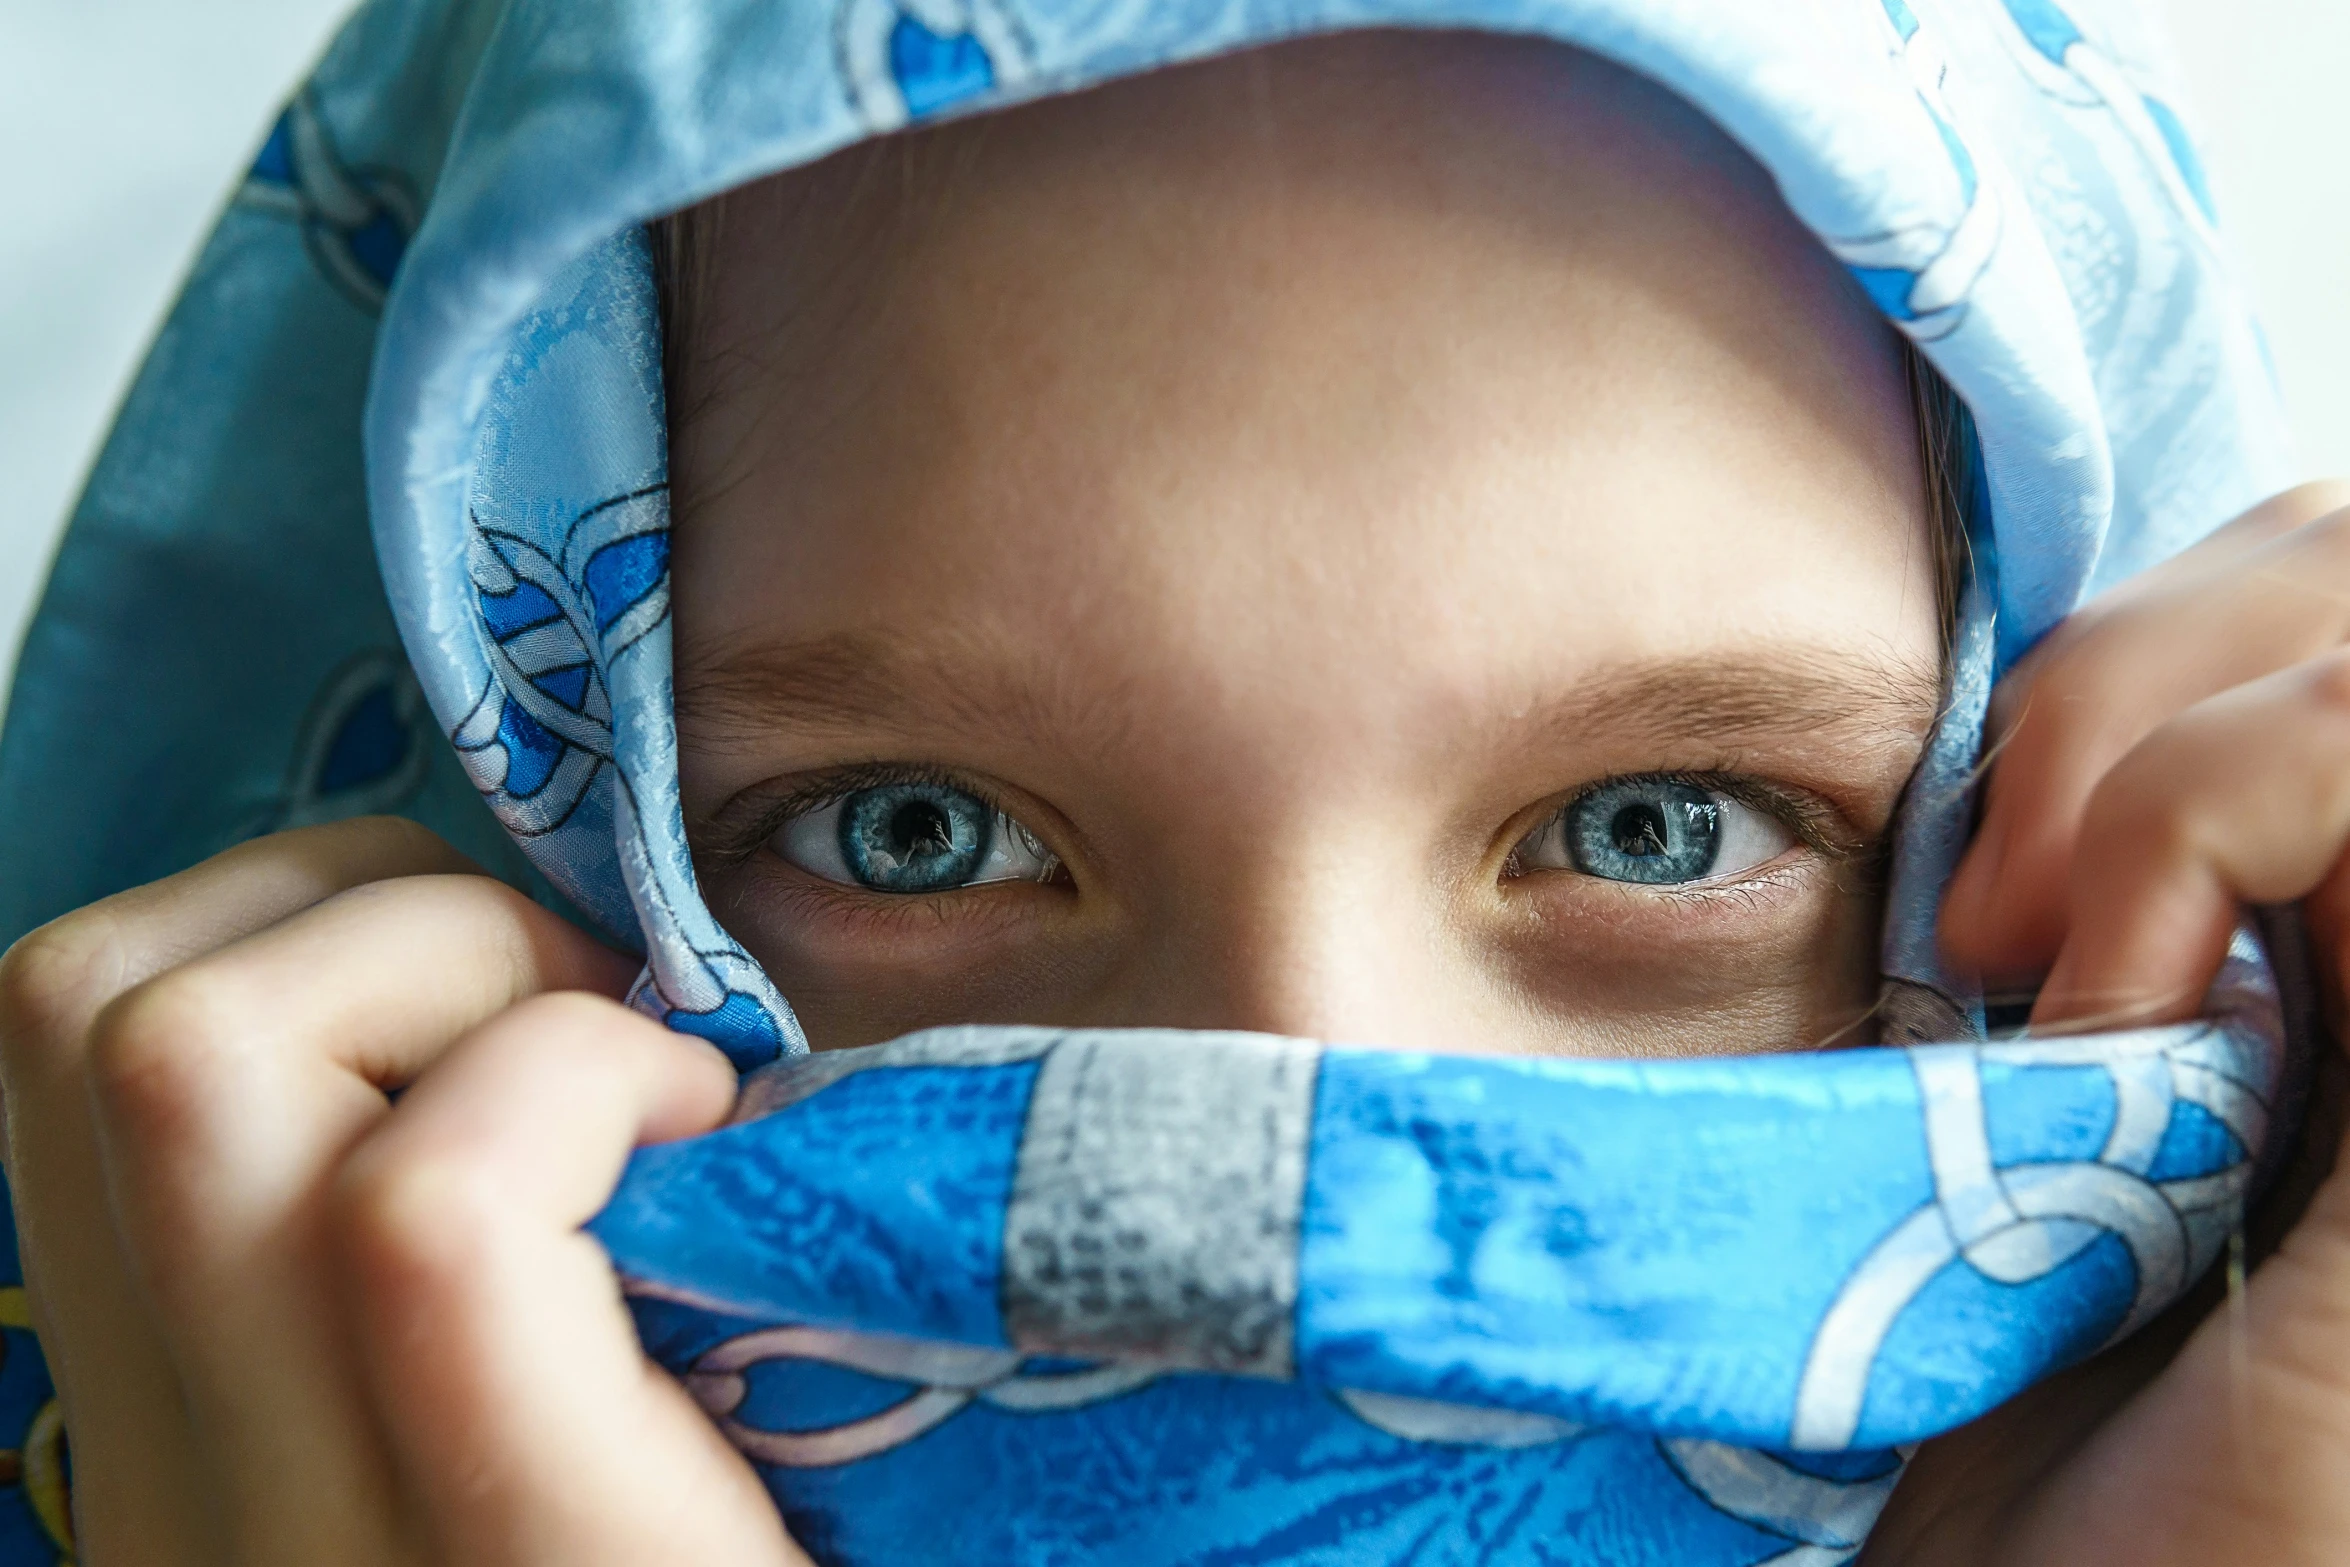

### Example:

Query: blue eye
xmin=839 ymin=783 xmax=989 ymax=892
xmin=773 ymin=780 xmax=1059 ymax=894
xmin=1516 ymin=778 xmax=1795 ymax=886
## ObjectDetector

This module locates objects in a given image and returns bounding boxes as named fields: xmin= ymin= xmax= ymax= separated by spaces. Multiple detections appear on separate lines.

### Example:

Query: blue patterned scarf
xmin=0 ymin=2 xmax=2309 ymax=1563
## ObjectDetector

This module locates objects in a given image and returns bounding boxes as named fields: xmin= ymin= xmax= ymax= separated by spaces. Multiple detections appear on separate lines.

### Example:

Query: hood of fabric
xmin=0 ymin=2 xmax=2306 ymax=1565
xmin=363 ymin=0 xmax=2298 ymax=1010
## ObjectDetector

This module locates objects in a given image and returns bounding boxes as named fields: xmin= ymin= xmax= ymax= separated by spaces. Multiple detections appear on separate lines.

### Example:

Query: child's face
xmin=667 ymin=32 xmax=1943 ymax=1059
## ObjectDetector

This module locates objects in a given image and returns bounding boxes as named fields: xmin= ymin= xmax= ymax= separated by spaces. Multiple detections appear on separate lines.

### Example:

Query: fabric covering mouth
xmin=0 ymin=1 xmax=2308 ymax=1564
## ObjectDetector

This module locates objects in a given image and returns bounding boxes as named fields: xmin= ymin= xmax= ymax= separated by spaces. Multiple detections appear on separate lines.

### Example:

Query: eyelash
xmin=705 ymin=764 xmax=1860 ymax=898
xmin=1503 ymin=768 xmax=1853 ymax=879
xmin=1641 ymin=857 xmax=1809 ymax=911
xmin=701 ymin=760 xmax=1019 ymax=870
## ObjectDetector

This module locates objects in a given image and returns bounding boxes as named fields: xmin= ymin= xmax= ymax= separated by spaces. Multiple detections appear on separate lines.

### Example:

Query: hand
xmin=1865 ymin=481 xmax=2350 ymax=1563
xmin=1941 ymin=478 xmax=2350 ymax=1025
xmin=0 ymin=818 xmax=806 ymax=1567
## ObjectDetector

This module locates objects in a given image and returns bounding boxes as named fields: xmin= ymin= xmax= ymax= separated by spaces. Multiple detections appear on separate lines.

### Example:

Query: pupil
xmin=1564 ymin=780 xmax=1721 ymax=886
xmin=893 ymin=802 xmax=953 ymax=857
xmin=1611 ymin=803 xmax=1669 ymax=857
xmin=837 ymin=783 xmax=992 ymax=894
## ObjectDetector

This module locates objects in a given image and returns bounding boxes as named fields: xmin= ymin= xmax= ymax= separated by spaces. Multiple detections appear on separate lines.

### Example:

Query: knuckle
xmin=0 ymin=909 xmax=127 ymax=1059
xmin=2292 ymin=484 xmax=2350 ymax=544
xmin=2298 ymin=652 xmax=2350 ymax=719
xmin=332 ymin=1148 xmax=492 ymax=1293
xmin=328 ymin=859 xmax=532 ymax=932
xmin=83 ymin=967 xmax=248 ymax=1130
xmin=291 ymin=812 xmax=461 ymax=867
xmin=341 ymin=812 xmax=461 ymax=864
xmin=430 ymin=868 xmax=539 ymax=927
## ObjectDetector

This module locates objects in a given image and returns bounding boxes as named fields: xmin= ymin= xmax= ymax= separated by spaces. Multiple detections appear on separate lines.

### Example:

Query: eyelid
xmin=698 ymin=760 xmax=1012 ymax=867
xmin=1507 ymin=769 xmax=1855 ymax=882
xmin=705 ymin=763 xmax=1076 ymax=905
xmin=776 ymin=790 xmax=1059 ymax=890
xmin=1621 ymin=770 xmax=1861 ymax=860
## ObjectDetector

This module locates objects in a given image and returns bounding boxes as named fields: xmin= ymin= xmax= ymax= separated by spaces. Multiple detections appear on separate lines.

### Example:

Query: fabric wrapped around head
xmin=0 ymin=1 xmax=2310 ymax=1564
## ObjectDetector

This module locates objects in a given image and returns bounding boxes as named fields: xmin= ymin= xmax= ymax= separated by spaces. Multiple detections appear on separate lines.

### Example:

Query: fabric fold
xmin=0 ymin=1 xmax=2308 ymax=1563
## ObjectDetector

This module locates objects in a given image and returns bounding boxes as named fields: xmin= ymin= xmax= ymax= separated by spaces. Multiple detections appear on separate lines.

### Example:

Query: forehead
xmin=668 ymin=30 xmax=1934 ymax=728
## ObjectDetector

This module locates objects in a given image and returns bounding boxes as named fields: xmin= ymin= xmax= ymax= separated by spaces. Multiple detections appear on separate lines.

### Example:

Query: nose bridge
xmin=1103 ymin=826 xmax=1464 ymax=1052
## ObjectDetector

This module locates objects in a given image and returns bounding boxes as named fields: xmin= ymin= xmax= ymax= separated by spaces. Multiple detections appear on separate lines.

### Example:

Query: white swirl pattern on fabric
xmin=1792 ymin=999 xmax=2273 ymax=1451
xmin=0 ymin=0 xmax=2304 ymax=1561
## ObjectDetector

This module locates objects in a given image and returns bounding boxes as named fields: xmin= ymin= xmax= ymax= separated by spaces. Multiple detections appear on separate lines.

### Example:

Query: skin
xmin=1 ymin=28 xmax=2348 ymax=1567
xmin=1875 ymin=478 xmax=2350 ymax=1563
xmin=668 ymin=34 xmax=1944 ymax=1060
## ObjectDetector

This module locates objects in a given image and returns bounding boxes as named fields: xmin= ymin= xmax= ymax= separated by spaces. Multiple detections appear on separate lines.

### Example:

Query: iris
xmin=1564 ymin=779 xmax=1722 ymax=884
xmin=772 ymin=776 xmax=1059 ymax=892
xmin=837 ymin=783 xmax=994 ymax=892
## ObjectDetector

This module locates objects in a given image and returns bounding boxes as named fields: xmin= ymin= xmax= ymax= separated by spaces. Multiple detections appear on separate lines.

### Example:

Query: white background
xmin=3 ymin=0 xmax=2346 ymax=702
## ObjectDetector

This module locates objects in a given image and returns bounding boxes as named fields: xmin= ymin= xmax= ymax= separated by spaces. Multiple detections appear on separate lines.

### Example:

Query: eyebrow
xmin=675 ymin=629 xmax=1139 ymax=756
xmin=674 ymin=630 xmax=1945 ymax=762
xmin=1525 ymin=648 xmax=1946 ymax=754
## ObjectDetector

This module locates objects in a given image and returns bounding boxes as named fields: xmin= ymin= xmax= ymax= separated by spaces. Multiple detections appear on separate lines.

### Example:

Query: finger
xmin=93 ymin=868 xmax=633 ymax=1320
xmin=3 ymin=817 xmax=482 ymax=1051
xmin=84 ymin=873 xmax=636 ymax=1561
xmin=2034 ymin=653 xmax=2350 ymax=1029
xmin=0 ymin=817 xmax=480 ymax=1564
xmin=2070 ymin=479 xmax=2350 ymax=600
xmin=336 ymin=995 xmax=801 ymax=1566
xmin=1946 ymin=487 xmax=2350 ymax=989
